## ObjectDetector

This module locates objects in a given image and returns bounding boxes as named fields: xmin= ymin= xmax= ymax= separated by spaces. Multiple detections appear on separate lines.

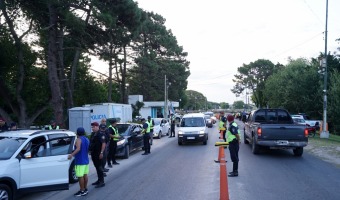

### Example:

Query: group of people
xmin=68 ymin=116 xmax=168 ymax=197
xmin=0 ymin=117 xmax=17 ymax=132
xmin=67 ymin=118 xmax=121 ymax=196
xmin=218 ymin=113 xmax=241 ymax=177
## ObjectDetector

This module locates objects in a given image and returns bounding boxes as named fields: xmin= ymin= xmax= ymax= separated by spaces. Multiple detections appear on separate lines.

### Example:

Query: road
xmin=21 ymin=120 xmax=340 ymax=200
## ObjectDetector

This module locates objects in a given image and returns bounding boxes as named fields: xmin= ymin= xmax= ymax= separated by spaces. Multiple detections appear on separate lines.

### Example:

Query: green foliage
xmin=131 ymin=101 xmax=144 ymax=119
xmin=328 ymin=71 xmax=340 ymax=133
xmin=233 ymin=101 xmax=245 ymax=109
xmin=220 ymin=102 xmax=229 ymax=109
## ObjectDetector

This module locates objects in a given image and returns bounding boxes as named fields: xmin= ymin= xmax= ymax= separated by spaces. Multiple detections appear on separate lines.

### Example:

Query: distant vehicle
xmin=291 ymin=114 xmax=320 ymax=127
xmin=0 ymin=129 xmax=77 ymax=200
xmin=244 ymin=109 xmax=308 ymax=156
xmin=115 ymin=123 xmax=144 ymax=159
xmin=204 ymin=115 xmax=213 ymax=128
xmin=152 ymin=118 xmax=170 ymax=139
xmin=178 ymin=113 xmax=208 ymax=145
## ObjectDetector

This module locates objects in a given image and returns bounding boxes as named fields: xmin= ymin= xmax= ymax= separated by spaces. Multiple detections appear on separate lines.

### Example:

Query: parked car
xmin=115 ymin=123 xmax=144 ymax=159
xmin=204 ymin=115 xmax=213 ymax=128
xmin=178 ymin=113 xmax=208 ymax=145
xmin=152 ymin=118 xmax=170 ymax=139
xmin=0 ymin=129 xmax=77 ymax=200
xmin=292 ymin=118 xmax=317 ymax=137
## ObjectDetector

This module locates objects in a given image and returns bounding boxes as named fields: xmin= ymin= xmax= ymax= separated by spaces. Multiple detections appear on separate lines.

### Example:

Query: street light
xmin=320 ymin=0 xmax=329 ymax=138
xmin=125 ymin=83 xmax=129 ymax=104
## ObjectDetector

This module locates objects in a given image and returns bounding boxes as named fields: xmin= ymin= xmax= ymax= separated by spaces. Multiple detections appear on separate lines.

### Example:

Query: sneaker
xmin=108 ymin=164 xmax=113 ymax=168
xmin=142 ymin=152 xmax=149 ymax=155
xmin=103 ymin=168 xmax=109 ymax=172
xmin=82 ymin=189 xmax=88 ymax=196
xmin=91 ymin=181 xmax=100 ymax=185
xmin=74 ymin=190 xmax=85 ymax=197
xmin=113 ymin=162 xmax=120 ymax=165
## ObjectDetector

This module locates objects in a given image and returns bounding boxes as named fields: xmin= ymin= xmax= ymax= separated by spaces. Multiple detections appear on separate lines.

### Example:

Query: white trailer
xmin=83 ymin=103 xmax=132 ymax=124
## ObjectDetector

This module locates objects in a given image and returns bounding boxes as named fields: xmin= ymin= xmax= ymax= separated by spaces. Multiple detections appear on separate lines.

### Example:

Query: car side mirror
xmin=24 ymin=151 xmax=32 ymax=159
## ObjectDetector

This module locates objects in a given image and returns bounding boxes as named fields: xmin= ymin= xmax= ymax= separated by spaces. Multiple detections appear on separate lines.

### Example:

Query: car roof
xmin=182 ymin=113 xmax=205 ymax=118
xmin=0 ymin=129 xmax=75 ymax=138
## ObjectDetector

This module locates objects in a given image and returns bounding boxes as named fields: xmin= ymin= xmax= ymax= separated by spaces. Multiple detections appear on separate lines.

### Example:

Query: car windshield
xmin=293 ymin=118 xmax=305 ymax=123
xmin=180 ymin=117 xmax=205 ymax=127
xmin=0 ymin=137 xmax=27 ymax=160
xmin=116 ymin=124 xmax=130 ymax=136
xmin=204 ymin=115 xmax=210 ymax=119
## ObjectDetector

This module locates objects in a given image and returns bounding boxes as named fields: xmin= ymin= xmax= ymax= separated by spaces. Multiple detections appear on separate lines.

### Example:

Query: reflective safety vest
xmin=146 ymin=121 xmax=151 ymax=133
xmin=227 ymin=122 xmax=240 ymax=143
xmin=148 ymin=120 xmax=154 ymax=130
xmin=219 ymin=121 xmax=226 ymax=131
xmin=49 ymin=125 xmax=59 ymax=130
xmin=108 ymin=125 xmax=120 ymax=141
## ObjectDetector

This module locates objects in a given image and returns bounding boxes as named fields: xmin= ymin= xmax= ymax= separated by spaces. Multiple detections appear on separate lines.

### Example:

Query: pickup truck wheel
xmin=203 ymin=140 xmax=207 ymax=145
xmin=252 ymin=135 xmax=260 ymax=154
xmin=69 ymin=161 xmax=78 ymax=183
xmin=178 ymin=140 xmax=182 ymax=145
xmin=293 ymin=147 xmax=303 ymax=157
xmin=0 ymin=184 xmax=12 ymax=200
xmin=158 ymin=131 xmax=162 ymax=139
xmin=244 ymin=130 xmax=249 ymax=144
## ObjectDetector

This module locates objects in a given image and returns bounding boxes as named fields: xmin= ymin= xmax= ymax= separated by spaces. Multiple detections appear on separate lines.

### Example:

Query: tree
xmin=231 ymin=59 xmax=283 ymax=108
xmin=233 ymin=101 xmax=245 ymax=109
xmin=220 ymin=102 xmax=229 ymax=109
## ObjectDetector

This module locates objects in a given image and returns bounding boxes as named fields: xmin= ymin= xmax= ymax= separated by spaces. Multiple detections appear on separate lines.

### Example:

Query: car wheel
xmin=178 ymin=140 xmax=182 ymax=145
xmin=0 ymin=184 xmax=12 ymax=200
xmin=203 ymin=140 xmax=207 ymax=145
xmin=123 ymin=145 xmax=130 ymax=159
xmin=293 ymin=147 xmax=303 ymax=157
xmin=252 ymin=135 xmax=260 ymax=154
xmin=158 ymin=131 xmax=162 ymax=139
xmin=69 ymin=161 xmax=78 ymax=183
xmin=244 ymin=130 xmax=249 ymax=144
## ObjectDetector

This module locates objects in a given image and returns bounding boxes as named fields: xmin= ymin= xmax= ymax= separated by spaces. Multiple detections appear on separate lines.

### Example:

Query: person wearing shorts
xmin=68 ymin=127 xmax=90 ymax=196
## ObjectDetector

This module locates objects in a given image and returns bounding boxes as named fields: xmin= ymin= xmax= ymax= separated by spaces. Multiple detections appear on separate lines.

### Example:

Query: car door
xmin=19 ymin=135 xmax=75 ymax=190
xmin=131 ymin=125 xmax=143 ymax=148
xmin=161 ymin=119 xmax=167 ymax=135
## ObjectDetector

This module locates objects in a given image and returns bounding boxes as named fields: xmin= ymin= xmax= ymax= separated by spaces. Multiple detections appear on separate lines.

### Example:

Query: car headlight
xmin=178 ymin=131 xmax=183 ymax=135
xmin=117 ymin=139 xmax=126 ymax=146
xmin=199 ymin=130 xmax=205 ymax=134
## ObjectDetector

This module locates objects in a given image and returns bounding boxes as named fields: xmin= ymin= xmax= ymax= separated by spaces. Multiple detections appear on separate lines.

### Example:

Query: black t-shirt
xmin=90 ymin=131 xmax=106 ymax=153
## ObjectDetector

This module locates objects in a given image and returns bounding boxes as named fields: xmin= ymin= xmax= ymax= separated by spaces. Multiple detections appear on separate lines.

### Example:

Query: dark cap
xmin=99 ymin=124 xmax=107 ymax=129
xmin=77 ymin=127 xmax=85 ymax=136
xmin=91 ymin=122 xmax=99 ymax=126
xmin=147 ymin=116 xmax=151 ymax=119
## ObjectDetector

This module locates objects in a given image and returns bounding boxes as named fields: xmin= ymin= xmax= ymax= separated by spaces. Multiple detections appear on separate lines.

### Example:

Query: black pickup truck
xmin=243 ymin=108 xmax=308 ymax=156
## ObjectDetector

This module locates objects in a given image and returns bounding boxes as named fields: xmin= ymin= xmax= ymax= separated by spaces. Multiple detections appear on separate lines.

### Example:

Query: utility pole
xmin=164 ymin=75 xmax=168 ymax=120
xmin=321 ymin=0 xmax=329 ymax=138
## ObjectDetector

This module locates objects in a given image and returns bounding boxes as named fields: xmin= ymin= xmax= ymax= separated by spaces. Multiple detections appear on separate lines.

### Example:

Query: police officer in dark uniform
xmin=141 ymin=118 xmax=150 ymax=155
xmin=89 ymin=122 xmax=106 ymax=188
xmin=226 ymin=115 xmax=241 ymax=177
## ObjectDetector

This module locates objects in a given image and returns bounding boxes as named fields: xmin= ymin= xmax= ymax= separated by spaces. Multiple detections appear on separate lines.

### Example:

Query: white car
xmin=0 ymin=129 xmax=77 ymax=200
xmin=177 ymin=113 xmax=209 ymax=145
xmin=152 ymin=118 xmax=170 ymax=139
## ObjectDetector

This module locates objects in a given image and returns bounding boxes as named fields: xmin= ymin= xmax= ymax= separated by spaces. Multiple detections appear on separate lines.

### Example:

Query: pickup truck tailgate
xmin=261 ymin=124 xmax=306 ymax=140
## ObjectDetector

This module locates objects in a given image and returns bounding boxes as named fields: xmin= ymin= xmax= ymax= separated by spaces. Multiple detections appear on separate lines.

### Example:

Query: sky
xmin=136 ymin=0 xmax=340 ymax=104
xmin=93 ymin=0 xmax=340 ymax=104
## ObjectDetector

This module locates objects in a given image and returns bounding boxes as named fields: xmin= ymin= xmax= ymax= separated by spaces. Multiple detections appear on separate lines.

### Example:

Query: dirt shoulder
xmin=304 ymin=137 xmax=340 ymax=168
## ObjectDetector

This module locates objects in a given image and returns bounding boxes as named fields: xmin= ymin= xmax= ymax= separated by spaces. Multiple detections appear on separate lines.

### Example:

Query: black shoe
xmin=103 ymin=173 xmax=107 ymax=177
xmin=113 ymin=162 xmax=120 ymax=165
xmin=95 ymin=182 xmax=105 ymax=188
xmin=142 ymin=152 xmax=149 ymax=155
xmin=228 ymin=172 xmax=238 ymax=177
xmin=83 ymin=188 xmax=88 ymax=195
xmin=108 ymin=164 xmax=112 ymax=168
xmin=103 ymin=168 xmax=109 ymax=172
xmin=92 ymin=181 xmax=100 ymax=185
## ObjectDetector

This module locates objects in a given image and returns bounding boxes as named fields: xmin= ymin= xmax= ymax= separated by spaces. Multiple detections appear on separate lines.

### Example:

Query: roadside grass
xmin=306 ymin=132 xmax=340 ymax=168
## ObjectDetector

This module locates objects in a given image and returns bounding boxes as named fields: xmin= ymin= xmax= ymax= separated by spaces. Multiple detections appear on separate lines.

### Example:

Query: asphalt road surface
xmin=21 ymin=120 xmax=340 ymax=200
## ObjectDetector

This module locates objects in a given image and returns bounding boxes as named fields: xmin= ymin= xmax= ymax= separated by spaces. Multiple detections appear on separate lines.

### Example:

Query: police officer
xmin=147 ymin=116 xmax=154 ymax=145
xmin=107 ymin=118 xmax=120 ymax=167
xmin=141 ymin=118 xmax=151 ymax=155
xmin=89 ymin=122 xmax=106 ymax=187
xmin=226 ymin=115 xmax=241 ymax=177
xmin=219 ymin=116 xmax=227 ymax=142
xmin=47 ymin=120 xmax=59 ymax=130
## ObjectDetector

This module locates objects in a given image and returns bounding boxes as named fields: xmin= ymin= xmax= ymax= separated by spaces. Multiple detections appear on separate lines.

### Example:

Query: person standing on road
xmin=98 ymin=122 xmax=109 ymax=173
xmin=89 ymin=122 xmax=106 ymax=188
xmin=68 ymin=127 xmax=90 ymax=196
xmin=147 ymin=116 xmax=154 ymax=145
xmin=169 ymin=119 xmax=176 ymax=137
xmin=107 ymin=118 xmax=120 ymax=167
xmin=141 ymin=118 xmax=151 ymax=155
xmin=48 ymin=120 xmax=59 ymax=130
xmin=226 ymin=115 xmax=241 ymax=177
xmin=219 ymin=116 xmax=227 ymax=142
xmin=0 ymin=117 xmax=9 ymax=132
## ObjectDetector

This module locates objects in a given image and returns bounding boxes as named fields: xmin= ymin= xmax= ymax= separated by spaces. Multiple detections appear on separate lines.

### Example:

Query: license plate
xmin=187 ymin=137 xmax=195 ymax=139
xmin=277 ymin=140 xmax=288 ymax=145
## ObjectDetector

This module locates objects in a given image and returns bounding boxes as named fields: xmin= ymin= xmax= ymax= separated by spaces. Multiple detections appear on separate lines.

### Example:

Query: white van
xmin=177 ymin=113 xmax=208 ymax=145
